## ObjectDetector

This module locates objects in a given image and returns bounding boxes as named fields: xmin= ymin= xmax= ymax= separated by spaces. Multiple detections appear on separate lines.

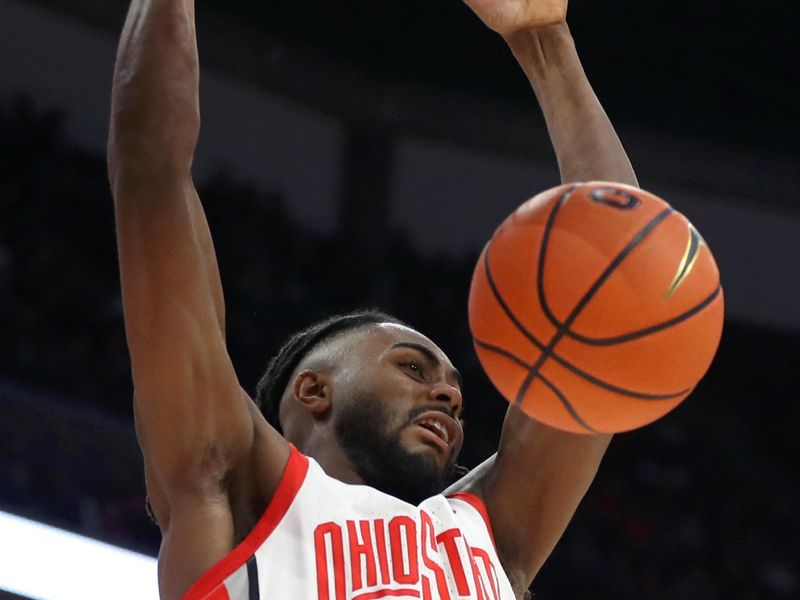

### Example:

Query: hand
xmin=463 ymin=0 xmax=568 ymax=35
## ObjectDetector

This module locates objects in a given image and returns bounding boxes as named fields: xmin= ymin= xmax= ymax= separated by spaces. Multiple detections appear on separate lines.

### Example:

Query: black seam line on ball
xmin=563 ymin=285 xmax=723 ymax=345
xmin=537 ymin=372 xmax=599 ymax=434
xmin=474 ymin=338 xmax=533 ymax=370
xmin=538 ymin=188 xmax=576 ymax=331
xmin=473 ymin=339 xmax=598 ymax=433
xmin=482 ymin=249 xmax=689 ymax=400
xmin=515 ymin=207 xmax=676 ymax=406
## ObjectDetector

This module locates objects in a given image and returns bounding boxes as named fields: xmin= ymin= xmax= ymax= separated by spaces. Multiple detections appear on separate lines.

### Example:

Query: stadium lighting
xmin=0 ymin=510 xmax=159 ymax=600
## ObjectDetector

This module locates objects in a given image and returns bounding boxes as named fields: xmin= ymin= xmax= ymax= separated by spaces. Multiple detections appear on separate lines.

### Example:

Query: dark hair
xmin=254 ymin=309 xmax=406 ymax=432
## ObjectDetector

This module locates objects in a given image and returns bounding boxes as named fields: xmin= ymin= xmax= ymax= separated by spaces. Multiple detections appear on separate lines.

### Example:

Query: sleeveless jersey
xmin=184 ymin=445 xmax=516 ymax=600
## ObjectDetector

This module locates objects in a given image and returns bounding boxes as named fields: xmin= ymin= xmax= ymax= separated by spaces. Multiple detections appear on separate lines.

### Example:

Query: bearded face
xmin=333 ymin=390 xmax=459 ymax=505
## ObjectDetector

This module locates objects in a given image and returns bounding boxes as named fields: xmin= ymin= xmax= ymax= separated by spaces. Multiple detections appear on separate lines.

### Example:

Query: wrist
xmin=503 ymin=23 xmax=588 ymax=111
xmin=502 ymin=23 xmax=576 ymax=80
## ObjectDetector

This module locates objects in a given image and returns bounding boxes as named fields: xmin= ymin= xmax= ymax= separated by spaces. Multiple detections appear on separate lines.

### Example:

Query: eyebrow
xmin=391 ymin=341 xmax=463 ymax=390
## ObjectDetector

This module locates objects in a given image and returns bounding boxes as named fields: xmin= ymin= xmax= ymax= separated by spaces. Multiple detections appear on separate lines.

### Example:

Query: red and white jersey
xmin=185 ymin=446 xmax=516 ymax=600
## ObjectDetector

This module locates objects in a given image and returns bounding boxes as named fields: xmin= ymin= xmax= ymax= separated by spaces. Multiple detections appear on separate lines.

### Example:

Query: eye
xmin=403 ymin=360 xmax=426 ymax=379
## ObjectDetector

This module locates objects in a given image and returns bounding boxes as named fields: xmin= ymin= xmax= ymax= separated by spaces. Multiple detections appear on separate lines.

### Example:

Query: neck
xmin=301 ymin=435 xmax=364 ymax=485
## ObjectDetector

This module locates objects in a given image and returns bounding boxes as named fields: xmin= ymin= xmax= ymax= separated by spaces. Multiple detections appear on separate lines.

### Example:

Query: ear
xmin=290 ymin=369 xmax=333 ymax=418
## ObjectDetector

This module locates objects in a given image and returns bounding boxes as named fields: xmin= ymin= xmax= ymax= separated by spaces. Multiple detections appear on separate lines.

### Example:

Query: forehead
xmin=356 ymin=323 xmax=454 ymax=367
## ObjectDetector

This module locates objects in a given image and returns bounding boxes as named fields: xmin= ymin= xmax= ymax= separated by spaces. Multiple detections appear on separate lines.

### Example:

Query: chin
xmin=333 ymin=397 xmax=453 ymax=502
xmin=366 ymin=442 xmax=450 ymax=504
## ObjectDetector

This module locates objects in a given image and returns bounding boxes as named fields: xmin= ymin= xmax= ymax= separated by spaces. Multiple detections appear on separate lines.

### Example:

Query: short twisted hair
xmin=254 ymin=309 xmax=406 ymax=432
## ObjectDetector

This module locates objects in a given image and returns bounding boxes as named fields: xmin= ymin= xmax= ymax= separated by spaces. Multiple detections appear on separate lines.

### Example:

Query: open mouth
xmin=411 ymin=411 xmax=459 ymax=453
xmin=416 ymin=418 xmax=450 ymax=445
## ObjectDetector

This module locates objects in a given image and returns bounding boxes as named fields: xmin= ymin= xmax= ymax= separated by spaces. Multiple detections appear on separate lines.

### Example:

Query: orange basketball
xmin=468 ymin=182 xmax=724 ymax=434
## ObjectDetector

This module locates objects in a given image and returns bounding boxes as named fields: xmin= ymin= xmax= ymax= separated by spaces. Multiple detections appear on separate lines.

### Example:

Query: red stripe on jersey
xmin=447 ymin=492 xmax=497 ymax=550
xmin=353 ymin=588 xmax=421 ymax=600
xmin=200 ymin=586 xmax=230 ymax=600
xmin=184 ymin=445 xmax=310 ymax=599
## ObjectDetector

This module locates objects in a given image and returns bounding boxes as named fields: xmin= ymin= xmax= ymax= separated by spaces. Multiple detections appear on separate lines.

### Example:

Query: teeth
xmin=419 ymin=418 xmax=449 ymax=444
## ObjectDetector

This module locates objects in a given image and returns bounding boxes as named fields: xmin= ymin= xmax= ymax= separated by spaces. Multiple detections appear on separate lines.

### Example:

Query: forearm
xmin=108 ymin=0 xmax=223 ymax=337
xmin=505 ymin=24 xmax=637 ymax=186
xmin=485 ymin=407 xmax=612 ymax=587
xmin=108 ymin=0 xmax=200 ymax=186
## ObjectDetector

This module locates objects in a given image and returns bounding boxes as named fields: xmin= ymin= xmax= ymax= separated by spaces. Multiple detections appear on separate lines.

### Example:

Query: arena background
xmin=0 ymin=0 xmax=798 ymax=598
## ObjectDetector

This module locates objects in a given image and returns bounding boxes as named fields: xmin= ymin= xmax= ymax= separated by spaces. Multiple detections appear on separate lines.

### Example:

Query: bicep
xmin=481 ymin=405 xmax=611 ymax=587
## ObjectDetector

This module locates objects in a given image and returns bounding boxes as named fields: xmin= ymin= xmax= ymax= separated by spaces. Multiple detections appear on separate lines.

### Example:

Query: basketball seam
xmin=537 ymin=188 xmax=575 ymax=332
xmin=538 ymin=198 xmax=721 ymax=345
xmin=473 ymin=333 xmax=689 ymax=401
xmin=562 ymin=285 xmax=722 ymax=345
xmin=537 ymin=201 xmax=675 ymax=348
xmin=473 ymin=338 xmax=599 ymax=433
xmin=483 ymin=192 xmax=681 ymax=431
xmin=523 ymin=204 xmax=675 ymax=404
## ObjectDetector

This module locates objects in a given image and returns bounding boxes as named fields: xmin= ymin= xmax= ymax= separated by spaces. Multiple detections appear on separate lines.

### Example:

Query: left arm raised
xmin=504 ymin=22 xmax=638 ymax=186
xmin=455 ymin=9 xmax=637 ymax=595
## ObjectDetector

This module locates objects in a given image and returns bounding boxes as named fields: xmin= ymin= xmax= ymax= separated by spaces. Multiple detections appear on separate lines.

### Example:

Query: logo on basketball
xmin=589 ymin=187 xmax=641 ymax=210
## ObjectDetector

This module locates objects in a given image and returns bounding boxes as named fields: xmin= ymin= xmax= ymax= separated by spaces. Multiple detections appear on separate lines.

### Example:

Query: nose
xmin=429 ymin=382 xmax=462 ymax=416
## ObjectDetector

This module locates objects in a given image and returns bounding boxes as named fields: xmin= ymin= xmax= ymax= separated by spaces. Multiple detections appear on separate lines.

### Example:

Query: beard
xmin=333 ymin=393 xmax=456 ymax=505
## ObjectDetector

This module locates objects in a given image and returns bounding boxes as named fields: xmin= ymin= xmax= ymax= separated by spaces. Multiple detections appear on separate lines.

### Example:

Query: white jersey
xmin=184 ymin=446 xmax=516 ymax=600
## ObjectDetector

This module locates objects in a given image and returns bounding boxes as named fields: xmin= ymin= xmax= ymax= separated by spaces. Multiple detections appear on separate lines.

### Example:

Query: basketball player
xmin=108 ymin=0 xmax=639 ymax=598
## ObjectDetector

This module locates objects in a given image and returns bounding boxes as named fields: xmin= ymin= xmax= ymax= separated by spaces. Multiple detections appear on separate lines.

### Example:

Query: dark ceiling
xmin=209 ymin=0 xmax=798 ymax=154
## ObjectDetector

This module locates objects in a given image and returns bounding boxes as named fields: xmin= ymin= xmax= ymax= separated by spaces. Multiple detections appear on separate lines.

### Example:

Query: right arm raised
xmin=109 ymin=1 xmax=287 ymax=595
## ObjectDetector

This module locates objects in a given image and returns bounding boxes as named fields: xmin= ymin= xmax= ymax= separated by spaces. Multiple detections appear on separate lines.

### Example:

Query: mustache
xmin=404 ymin=404 xmax=459 ymax=425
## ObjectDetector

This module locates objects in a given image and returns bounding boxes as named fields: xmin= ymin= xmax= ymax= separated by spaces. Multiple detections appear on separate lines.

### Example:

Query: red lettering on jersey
xmin=420 ymin=511 xmax=451 ymax=600
xmin=436 ymin=529 xmax=470 ymax=594
xmin=352 ymin=590 xmax=422 ymax=600
xmin=315 ymin=522 xmax=346 ymax=600
xmin=347 ymin=520 xmax=378 ymax=591
xmin=373 ymin=519 xmax=391 ymax=585
xmin=471 ymin=547 xmax=500 ymax=600
xmin=421 ymin=575 xmax=432 ymax=600
xmin=464 ymin=545 xmax=487 ymax=600
xmin=313 ymin=510 xmax=505 ymax=599
xmin=388 ymin=516 xmax=419 ymax=585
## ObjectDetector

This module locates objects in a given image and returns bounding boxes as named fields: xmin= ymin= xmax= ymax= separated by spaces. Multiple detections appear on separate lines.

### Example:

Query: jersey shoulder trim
xmin=184 ymin=445 xmax=309 ymax=600
xmin=447 ymin=491 xmax=497 ymax=550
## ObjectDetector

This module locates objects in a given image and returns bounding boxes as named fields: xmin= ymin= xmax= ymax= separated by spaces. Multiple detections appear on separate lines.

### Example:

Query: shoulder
xmin=443 ymin=453 xmax=496 ymax=497
xmin=444 ymin=462 xmax=533 ymax=598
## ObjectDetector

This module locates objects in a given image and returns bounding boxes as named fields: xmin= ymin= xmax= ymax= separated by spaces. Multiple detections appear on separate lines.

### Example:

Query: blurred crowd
xmin=0 ymin=95 xmax=797 ymax=599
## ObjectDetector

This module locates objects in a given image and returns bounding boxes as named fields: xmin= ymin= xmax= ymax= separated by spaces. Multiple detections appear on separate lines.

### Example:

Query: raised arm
xmin=108 ymin=2 xmax=287 ymax=597
xmin=505 ymin=23 xmax=638 ymax=186
xmin=459 ymin=2 xmax=633 ymax=595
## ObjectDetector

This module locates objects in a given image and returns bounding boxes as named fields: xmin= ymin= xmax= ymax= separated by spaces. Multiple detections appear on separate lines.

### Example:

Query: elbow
xmin=107 ymin=105 xmax=199 ymax=190
xmin=107 ymin=137 xmax=195 ymax=195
